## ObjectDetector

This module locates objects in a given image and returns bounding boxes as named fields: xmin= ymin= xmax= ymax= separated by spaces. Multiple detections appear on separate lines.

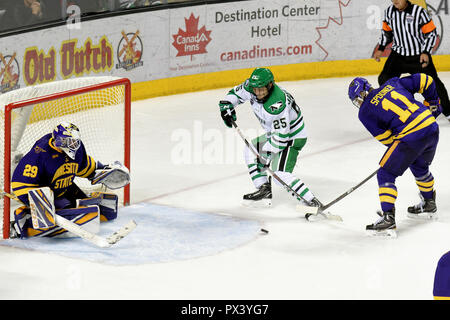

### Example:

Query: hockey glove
xmin=219 ymin=100 xmax=236 ymax=128
xmin=424 ymin=99 xmax=442 ymax=118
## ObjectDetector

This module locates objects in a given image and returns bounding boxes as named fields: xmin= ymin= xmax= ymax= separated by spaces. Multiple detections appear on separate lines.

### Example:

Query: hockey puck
xmin=260 ymin=228 xmax=269 ymax=234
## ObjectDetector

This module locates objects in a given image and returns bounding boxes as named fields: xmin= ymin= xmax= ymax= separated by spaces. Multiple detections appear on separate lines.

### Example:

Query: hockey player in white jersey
xmin=219 ymin=67 xmax=321 ymax=210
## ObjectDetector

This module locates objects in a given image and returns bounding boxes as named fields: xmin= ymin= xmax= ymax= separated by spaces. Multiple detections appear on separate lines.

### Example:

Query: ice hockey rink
xmin=1 ymin=73 xmax=449 ymax=300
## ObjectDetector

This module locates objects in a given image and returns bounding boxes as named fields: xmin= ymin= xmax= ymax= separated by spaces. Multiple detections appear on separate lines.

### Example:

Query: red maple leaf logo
xmin=172 ymin=13 xmax=212 ymax=59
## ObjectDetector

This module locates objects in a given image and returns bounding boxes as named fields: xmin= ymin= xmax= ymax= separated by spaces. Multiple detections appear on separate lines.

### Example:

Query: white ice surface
xmin=1 ymin=73 xmax=449 ymax=300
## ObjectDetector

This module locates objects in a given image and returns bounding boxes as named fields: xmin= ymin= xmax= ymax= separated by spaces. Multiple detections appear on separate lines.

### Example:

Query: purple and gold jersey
xmin=11 ymin=133 xmax=97 ymax=206
xmin=434 ymin=251 xmax=450 ymax=300
xmin=359 ymin=73 xmax=440 ymax=146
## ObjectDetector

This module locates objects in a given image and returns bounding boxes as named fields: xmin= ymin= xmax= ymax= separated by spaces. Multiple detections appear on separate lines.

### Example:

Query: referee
xmin=373 ymin=0 xmax=450 ymax=121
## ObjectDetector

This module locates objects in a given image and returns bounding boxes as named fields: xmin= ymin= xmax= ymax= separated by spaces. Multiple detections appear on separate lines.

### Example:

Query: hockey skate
xmin=366 ymin=209 xmax=397 ymax=238
xmin=407 ymin=191 xmax=437 ymax=220
xmin=242 ymin=179 xmax=272 ymax=208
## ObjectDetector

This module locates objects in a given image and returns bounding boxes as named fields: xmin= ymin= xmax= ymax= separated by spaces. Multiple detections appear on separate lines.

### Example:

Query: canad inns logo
xmin=0 ymin=52 xmax=20 ymax=93
xmin=116 ymin=30 xmax=144 ymax=71
xmin=172 ymin=13 xmax=212 ymax=59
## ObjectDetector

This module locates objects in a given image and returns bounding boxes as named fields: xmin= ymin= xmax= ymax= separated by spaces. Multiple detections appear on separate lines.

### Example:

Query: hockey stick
xmin=323 ymin=169 xmax=378 ymax=210
xmin=231 ymin=120 xmax=342 ymax=221
xmin=299 ymin=169 xmax=379 ymax=215
xmin=1 ymin=190 xmax=136 ymax=248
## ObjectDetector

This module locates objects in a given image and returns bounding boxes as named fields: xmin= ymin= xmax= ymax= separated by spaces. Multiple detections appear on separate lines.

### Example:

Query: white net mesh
xmin=0 ymin=76 xmax=130 ymax=239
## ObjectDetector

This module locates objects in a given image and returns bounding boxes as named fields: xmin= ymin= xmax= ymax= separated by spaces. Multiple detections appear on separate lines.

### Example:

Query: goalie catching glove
xmin=90 ymin=161 xmax=130 ymax=189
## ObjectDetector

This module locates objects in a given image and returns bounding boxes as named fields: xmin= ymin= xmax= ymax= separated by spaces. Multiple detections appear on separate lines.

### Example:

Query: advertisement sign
xmin=0 ymin=0 xmax=449 ymax=93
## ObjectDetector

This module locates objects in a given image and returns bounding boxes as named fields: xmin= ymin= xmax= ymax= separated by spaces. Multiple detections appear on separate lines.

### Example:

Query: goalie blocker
xmin=12 ymin=187 xmax=119 ymax=239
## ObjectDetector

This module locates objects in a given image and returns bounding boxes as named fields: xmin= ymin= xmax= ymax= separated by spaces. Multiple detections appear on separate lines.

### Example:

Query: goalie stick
xmin=231 ymin=120 xmax=342 ymax=221
xmin=1 ymin=190 xmax=136 ymax=248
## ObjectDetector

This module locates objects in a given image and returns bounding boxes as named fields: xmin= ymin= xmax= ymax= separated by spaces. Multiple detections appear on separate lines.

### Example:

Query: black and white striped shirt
xmin=379 ymin=2 xmax=437 ymax=56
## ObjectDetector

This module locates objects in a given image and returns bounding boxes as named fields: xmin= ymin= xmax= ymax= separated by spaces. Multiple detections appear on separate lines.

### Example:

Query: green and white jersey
xmin=224 ymin=81 xmax=307 ymax=153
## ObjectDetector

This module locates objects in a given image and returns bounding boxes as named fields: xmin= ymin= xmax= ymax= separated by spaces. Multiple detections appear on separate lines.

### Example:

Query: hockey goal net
xmin=0 ymin=76 xmax=131 ymax=239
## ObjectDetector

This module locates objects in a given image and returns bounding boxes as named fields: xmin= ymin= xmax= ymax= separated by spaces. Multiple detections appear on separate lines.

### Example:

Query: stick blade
xmin=319 ymin=211 xmax=343 ymax=222
xmin=106 ymin=220 xmax=137 ymax=246
xmin=305 ymin=212 xmax=343 ymax=222
xmin=296 ymin=204 xmax=319 ymax=214
xmin=297 ymin=205 xmax=343 ymax=222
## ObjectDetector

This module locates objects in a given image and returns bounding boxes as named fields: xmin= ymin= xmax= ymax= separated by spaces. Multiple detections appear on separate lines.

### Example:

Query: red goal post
xmin=1 ymin=77 xmax=131 ymax=239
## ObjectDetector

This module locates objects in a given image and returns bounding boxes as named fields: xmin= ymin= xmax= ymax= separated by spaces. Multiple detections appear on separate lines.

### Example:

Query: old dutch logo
xmin=172 ymin=13 xmax=212 ymax=60
xmin=0 ymin=52 xmax=20 ymax=93
xmin=116 ymin=30 xmax=144 ymax=71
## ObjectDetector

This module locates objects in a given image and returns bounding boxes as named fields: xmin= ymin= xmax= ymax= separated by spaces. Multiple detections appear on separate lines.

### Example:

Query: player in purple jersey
xmin=12 ymin=123 xmax=97 ymax=207
xmin=10 ymin=122 xmax=129 ymax=239
xmin=434 ymin=250 xmax=450 ymax=299
xmin=348 ymin=73 xmax=441 ymax=236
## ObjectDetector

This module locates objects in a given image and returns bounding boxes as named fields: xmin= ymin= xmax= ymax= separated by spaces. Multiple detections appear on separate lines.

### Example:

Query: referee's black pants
xmin=378 ymin=50 xmax=450 ymax=117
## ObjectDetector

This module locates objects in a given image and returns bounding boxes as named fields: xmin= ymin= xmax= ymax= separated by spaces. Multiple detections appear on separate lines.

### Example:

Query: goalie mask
xmin=52 ymin=122 xmax=81 ymax=160
xmin=348 ymin=77 xmax=372 ymax=108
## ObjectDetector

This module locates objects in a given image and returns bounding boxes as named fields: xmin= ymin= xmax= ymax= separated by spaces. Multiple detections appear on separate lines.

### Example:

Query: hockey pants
xmin=244 ymin=134 xmax=315 ymax=202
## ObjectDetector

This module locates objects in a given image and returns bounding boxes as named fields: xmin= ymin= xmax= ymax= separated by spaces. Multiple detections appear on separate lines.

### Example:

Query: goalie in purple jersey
xmin=348 ymin=73 xmax=441 ymax=236
xmin=10 ymin=122 xmax=130 ymax=239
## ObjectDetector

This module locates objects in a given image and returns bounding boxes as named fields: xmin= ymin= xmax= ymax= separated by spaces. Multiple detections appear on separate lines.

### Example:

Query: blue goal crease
xmin=1 ymin=203 xmax=261 ymax=265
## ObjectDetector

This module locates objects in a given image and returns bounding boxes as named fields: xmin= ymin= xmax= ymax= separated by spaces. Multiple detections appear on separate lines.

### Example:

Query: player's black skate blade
xmin=366 ymin=228 xmax=397 ymax=238
xmin=407 ymin=211 xmax=437 ymax=220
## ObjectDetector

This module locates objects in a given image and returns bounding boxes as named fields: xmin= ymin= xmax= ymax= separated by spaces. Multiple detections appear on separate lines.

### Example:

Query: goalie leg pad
xmin=28 ymin=187 xmax=56 ymax=229
xmin=14 ymin=205 xmax=64 ymax=239
xmin=98 ymin=193 xmax=118 ymax=222
xmin=77 ymin=192 xmax=118 ymax=222
xmin=52 ymin=205 xmax=100 ymax=238
xmin=76 ymin=193 xmax=103 ymax=207
xmin=54 ymin=197 xmax=73 ymax=209
xmin=13 ymin=206 xmax=32 ymax=239
xmin=15 ymin=205 xmax=100 ymax=239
